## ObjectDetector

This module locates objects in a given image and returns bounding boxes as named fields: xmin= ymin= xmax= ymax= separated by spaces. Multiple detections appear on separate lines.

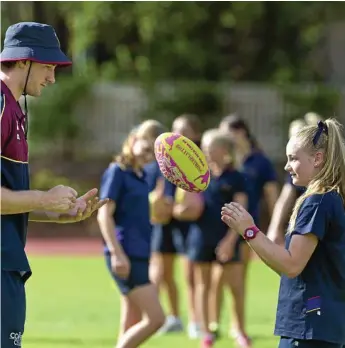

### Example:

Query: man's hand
xmin=47 ymin=188 xmax=108 ymax=223
xmin=41 ymin=185 xmax=78 ymax=213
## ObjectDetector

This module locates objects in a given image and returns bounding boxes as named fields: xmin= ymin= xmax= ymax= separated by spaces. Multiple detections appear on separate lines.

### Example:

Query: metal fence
xmin=73 ymin=82 xmax=345 ymax=161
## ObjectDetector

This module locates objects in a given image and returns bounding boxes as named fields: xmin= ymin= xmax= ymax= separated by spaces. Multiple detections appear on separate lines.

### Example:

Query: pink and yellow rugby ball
xmin=154 ymin=132 xmax=210 ymax=193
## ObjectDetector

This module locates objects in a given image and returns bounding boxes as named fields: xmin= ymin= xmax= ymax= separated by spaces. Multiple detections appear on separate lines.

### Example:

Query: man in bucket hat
xmin=1 ymin=22 xmax=108 ymax=347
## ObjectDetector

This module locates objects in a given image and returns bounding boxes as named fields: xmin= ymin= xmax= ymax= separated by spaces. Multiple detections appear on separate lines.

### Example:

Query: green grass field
xmin=24 ymin=256 xmax=280 ymax=348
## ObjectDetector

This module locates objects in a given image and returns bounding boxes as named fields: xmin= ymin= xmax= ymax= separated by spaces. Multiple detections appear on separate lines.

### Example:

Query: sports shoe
xmin=201 ymin=334 xmax=215 ymax=348
xmin=157 ymin=315 xmax=183 ymax=334
xmin=230 ymin=330 xmax=252 ymax=348
xmin=209 ymin=322 xmax=221 ymax=340
xmin=188 ymin=322 xmax=201 ymax=339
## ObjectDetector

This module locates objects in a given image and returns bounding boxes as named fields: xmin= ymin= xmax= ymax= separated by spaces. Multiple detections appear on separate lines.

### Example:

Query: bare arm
xmin=29 ymin=211 xmax=55 ymax=222
xmin=221 ymin=202 xmax=319 ymax=278
xmin=1 ymin=187 xmax=45 ymax=215
xmin=172 ymin=191 xmax=204 ymax=221
xmin=248 ymin=232 xmax=318 ymax=278
xmin=263 ymin=182 xmax=280 ymax=217
xmin=225 ymin=192 xmax=248 ymax=242
xmin=97 ymin=200 xmax=124 ymax=255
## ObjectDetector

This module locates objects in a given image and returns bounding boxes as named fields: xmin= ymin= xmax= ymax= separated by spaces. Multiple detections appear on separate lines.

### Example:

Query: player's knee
xmin=145 ymin=306 xmax=166 ymax=332
xmin=152 ymin=310 xmax=166 ymax=331
xmin=162 ymin=269 xmax=175 ymax=285
xmin=149 ymin=263 xmax=164 ymax=285
xmin=185 ymin=268 xmax=195 ymax=288
xmin=229 ymin=281 xmax=244 ymax=298
xmin=195 ymin=280 xmax=209 ymax=294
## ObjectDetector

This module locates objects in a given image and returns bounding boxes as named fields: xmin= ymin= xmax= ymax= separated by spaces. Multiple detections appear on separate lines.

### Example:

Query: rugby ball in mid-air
xmin=154 ymin=132 xmax=210 ymax=193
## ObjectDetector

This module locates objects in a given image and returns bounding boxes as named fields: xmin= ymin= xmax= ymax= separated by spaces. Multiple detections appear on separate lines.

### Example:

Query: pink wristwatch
xmin=243 ymin=225 xmax=260 ymax=240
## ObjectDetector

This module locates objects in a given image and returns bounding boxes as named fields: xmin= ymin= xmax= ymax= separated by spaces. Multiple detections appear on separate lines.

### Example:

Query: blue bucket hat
xmin=0 ymin=22 xmax=72 ymax=66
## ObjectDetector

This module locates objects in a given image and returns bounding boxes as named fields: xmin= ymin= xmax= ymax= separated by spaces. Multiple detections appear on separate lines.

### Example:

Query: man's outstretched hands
xmin=46 ymin=188 xmax=108 ymax=223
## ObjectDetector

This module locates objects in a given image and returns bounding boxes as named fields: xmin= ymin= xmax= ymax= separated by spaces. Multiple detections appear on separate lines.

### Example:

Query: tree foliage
xmin=2 ymin=2 xmax=344 ymax=155
xmin=2 ymin=1 xmax=344 ymax=83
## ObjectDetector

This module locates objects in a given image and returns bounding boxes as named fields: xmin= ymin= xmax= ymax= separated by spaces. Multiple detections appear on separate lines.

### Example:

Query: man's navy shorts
xmin=1 ymin=271 xmax=26 ymax=348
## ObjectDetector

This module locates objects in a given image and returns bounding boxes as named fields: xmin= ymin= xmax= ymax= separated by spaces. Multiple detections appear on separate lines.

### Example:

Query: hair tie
xmin=312 ymin=120 xmax=328 ymax=145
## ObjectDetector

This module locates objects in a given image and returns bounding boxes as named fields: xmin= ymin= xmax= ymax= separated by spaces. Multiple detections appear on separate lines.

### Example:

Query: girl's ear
xmin=314 ymin=151 xmax=325 ymax=168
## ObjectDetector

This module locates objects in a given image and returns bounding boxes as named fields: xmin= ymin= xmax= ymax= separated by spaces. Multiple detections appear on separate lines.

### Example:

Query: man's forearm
xmin=29 ymin=211 xmax=58 ymax=222
xmin=1 ymin=187 xmax=44 ymax=215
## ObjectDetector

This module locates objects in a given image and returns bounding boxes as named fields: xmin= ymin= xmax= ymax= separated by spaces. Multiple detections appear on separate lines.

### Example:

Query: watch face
xmin=246 ymin=229 xmax=254 ymax=238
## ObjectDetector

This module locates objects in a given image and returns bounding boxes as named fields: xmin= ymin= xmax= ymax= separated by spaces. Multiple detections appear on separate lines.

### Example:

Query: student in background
xmin=267 ymin=118 xmax=307 ymax=245
xmin=174 ymin=129 xmax=248 ymax=348
xmin=149 ymin=114 xmax=203 ymax=337
xmin=267 ymin=115 xmax=322 ymax=245
xmin=170 ymin=114 xmax=203 ymax=338
xmin=136 ymin=119 xmax=168 ymax=198
xmin=218 ymin=115 xmax=279 ymax=345
xmin=97 ymin=132 xmax=165 ymax=348
xmin=137 ymin=119 xmax=183 ymax=333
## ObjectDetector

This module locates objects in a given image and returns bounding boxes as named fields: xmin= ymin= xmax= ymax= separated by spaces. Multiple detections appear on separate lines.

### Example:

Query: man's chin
xmin=28 ymin=90 xmax=42 ymax=97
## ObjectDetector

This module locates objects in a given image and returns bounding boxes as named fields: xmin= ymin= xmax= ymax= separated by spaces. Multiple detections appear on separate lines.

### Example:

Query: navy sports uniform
xmin=241 ymin=150 xmax=277 ymax=225
xmin=1 ymin=82 xmax=30 ymax=348
xmin=187 ymin=168 xmax=247 ymax=263
xmin=145 ymin=161 xmax=190 ymax=255
xmin=1 ymin=22 xmax=71 ymax=347
xmin=275 ymin=192 xmax=345 ymax=347
xmin=100 ymin=163 xmax=152 ymax=295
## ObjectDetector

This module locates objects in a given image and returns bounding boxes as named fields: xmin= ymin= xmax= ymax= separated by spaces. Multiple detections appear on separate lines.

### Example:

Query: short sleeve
xmin=99 ymin=164 xmax=124 ymax=202
xmin=285 ymin=173 xmax=293 ymax=185
xmin=234 ymin=172 xmax=247 ymax=194
xmin=1 ymin=94 xmax=12 ymax=152
xmin=261 ymin=156 xmax=277 ymax=184
xmin=285 ymin=173 xmax=305 ymax=194
xmin=293 ymin=195 xmax=327 ymax=240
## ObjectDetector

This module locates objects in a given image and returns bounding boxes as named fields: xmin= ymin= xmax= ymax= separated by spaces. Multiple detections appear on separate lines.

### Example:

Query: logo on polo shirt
xmin=16 ymin=120 xmax=22 ymax=140
xmin=9 ymin=332 xmax=22 ymax=346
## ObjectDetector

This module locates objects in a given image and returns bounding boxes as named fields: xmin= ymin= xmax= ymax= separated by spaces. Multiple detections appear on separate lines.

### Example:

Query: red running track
xmin=25 ymin=238 xmax=103 ymax=256
xmin=26 ymin=238 xmax=259 ymax=260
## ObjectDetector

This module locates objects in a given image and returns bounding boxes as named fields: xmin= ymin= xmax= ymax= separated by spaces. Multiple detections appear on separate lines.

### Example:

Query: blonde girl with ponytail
xmin=221 ymin=118 xmax=345 ymax=348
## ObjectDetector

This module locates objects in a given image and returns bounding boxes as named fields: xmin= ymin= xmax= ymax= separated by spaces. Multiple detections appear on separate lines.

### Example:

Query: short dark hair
xmin=175 ymin=113 xmax=203 ymax=134
xmin=1 ymin=61 xmax=18 ymax=69
xmin=220 ymin=114 xmax=260 ymax=149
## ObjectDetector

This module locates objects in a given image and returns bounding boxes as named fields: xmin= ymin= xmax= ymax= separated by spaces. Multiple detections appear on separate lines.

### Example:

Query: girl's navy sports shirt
xmin=275 ymin=192 xmax=345 ymax=344
xmin=100 ymin=163 xmax=152 ymax=259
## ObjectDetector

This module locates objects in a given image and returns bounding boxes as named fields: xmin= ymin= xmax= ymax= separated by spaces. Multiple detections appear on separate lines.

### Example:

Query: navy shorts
xmin=187 ymin=241 xmax=241 ymax=263
xmin=105 ymin=253 xmax=151 ymax=295
xmin=279 ymin=337 xmax=344 ymax=348
xmin=1 ymin=271 xmax=26 ymax=348
xmin=151 ymin=224 xmax=187 ymax=254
